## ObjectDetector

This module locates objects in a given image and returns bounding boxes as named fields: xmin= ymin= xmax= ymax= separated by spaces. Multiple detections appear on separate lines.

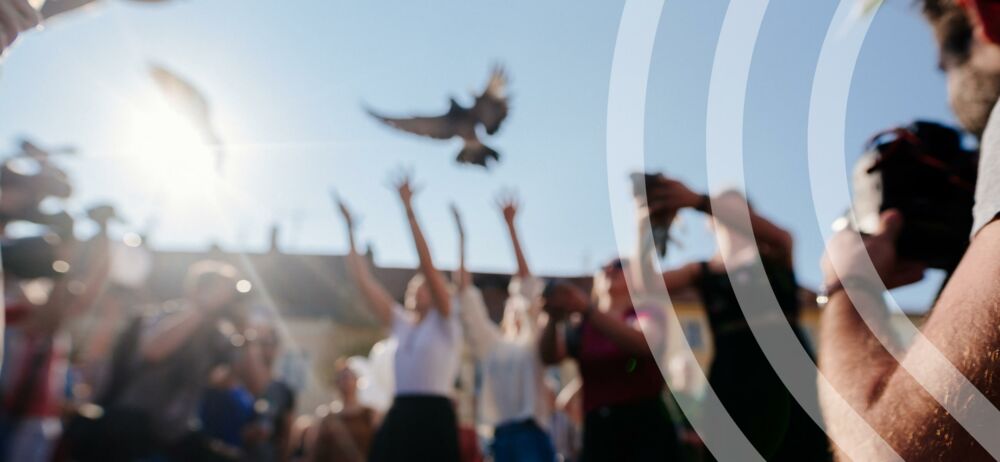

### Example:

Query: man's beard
xmin=949 ymin=63 xmax=1000 ymax=138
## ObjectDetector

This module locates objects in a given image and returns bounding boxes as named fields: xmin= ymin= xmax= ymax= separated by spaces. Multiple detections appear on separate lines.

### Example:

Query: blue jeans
xmin=492 ymin=419 xmax=556 ymax=462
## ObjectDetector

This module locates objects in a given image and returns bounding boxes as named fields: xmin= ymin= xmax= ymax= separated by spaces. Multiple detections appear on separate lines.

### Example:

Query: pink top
xmin=570 ymin=307 xmax=666 ymax=414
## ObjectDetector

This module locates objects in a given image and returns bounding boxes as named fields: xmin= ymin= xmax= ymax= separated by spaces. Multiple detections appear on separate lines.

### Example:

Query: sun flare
xmin=122 ymin=100 xmax=222 ymax=206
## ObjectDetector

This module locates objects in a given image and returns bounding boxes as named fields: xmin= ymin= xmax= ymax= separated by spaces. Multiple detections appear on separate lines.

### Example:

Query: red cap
xmin=959 ymin=0 xmax=1000 ymax=45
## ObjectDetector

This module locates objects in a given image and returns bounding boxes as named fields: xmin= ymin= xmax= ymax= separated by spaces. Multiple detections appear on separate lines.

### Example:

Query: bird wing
xmin=473 ymin=65 xmax=509 ymax=135
xmin=366 ymin=107 xmax=459 ymax=140
xmin=149 ymin=64 xmax=213 ymax=126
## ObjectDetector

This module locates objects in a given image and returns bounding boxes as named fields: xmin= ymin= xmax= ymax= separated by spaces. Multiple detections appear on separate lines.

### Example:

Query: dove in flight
xmin=367 ymin=65 xmax=510 ymax=169
xmin=149 ymin=63 xmax=226 ymax=173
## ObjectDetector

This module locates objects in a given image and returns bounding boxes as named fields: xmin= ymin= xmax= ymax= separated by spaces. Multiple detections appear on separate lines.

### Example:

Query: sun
xmin=122 ymin=99 xmax=222 ymax=206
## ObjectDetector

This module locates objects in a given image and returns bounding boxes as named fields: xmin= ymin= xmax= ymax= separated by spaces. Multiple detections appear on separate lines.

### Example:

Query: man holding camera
xmin=818 ymin=1 xmax=1000 ymax=459
xmin=66 ymin=260 xmax=270 ymax=462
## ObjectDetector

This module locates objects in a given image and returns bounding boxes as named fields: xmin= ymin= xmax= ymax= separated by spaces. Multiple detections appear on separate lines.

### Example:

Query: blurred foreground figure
xmin=817 ymin=1 xmax=1000 ymax=459
xmin=452 ymin=196 xmax=556 ymax=462
xmin=0 ymin=213 xmax=110 ymax=462
xmin=638 ymin=177 xmax=829 ymax=461
xmin=367 ymin=66 xmax=509 ymax=168
xmin=336 ymin=171 xmax=462 ymax=462
xmin=0 ymin=0 xmax=39 ymax=57
xmin=63 ymin=260 xmax=270 ymax=462
xmin=539 ymin=257 xmax=679 ymax=459
xmin=242 ymin=323 xmax=297 ymax=462
xmin=311 ymin=359 xmax=374 ymax=462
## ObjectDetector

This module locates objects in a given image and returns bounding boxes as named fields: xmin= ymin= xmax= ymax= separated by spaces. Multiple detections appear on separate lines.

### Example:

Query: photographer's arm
xmin=631 ymin=199 xmax=665 ymax=297
xmin=819 ymin=211 xmax=1000 ymax=460
xmin=29 ymin=236 xmax=111 ymax=333
xmin=140 ymin=308 xmax=212 ymax=363
xmin=653 ymin=181 xmax=793 ymax=265
xmin=708 ymin=191 xmax=794 ymax=265
xmin=60 ymin=235 xmax=111 ymax=320
xmin=234 ymin=339 xmax=271 ymax=396
xmin=632 ymin=196 xmax=702 ymax=295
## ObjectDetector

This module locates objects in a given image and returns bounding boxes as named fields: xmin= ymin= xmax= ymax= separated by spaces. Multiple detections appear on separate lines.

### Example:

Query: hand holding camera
xmin=542 ymin=279 xmax=591 ymax=320
xmin=847 ymin=121 xmax=978 ymax=272
xmin=631 ymin=172 xmax=702 ymax=258
xmin=821 ymin=209 xmax=928 ymax=293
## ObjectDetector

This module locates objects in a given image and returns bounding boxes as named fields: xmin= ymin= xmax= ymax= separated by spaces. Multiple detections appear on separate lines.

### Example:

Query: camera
xmin=0 ymin=156 xmax=72 ymax=223
xmin=630 ymin=172 xmax=675 ymax=258
xmin=846 ymin=120 xmax=978 ymax=271
xmin=2 ymin=234 xmax=64 ymax=279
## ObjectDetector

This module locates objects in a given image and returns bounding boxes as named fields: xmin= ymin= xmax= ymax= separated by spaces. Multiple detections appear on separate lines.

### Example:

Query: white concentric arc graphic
xmin=604 ymin=0 xmax=927 ymax=459
xmin=808 ymin=0 xmax=1000 ymax=459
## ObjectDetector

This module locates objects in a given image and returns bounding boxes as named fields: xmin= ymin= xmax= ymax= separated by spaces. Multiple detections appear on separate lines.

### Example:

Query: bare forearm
xmin=632 ymin=218 xmax=662 ymax=296
xmin=539 ymin=316 xmax=565 ymax=364
xmin=506 ymin=221 xmax=530 ymax=278
xmin=456 ymin=233 xmax=468 ymax=290
xmin=346 ymin=253 xmax=393 ymax=326
xmin=404 ymin=205 xmax=450 ymax=314
xmin=703 ymin=194 xmax=792 ymax=258
xmin=142 ymin=309 xmax=209 ymax=362
xmin=65 ymin=255 xmax=111 ymax=319
xmin=819 ymin=291 xmax=900 ymax=408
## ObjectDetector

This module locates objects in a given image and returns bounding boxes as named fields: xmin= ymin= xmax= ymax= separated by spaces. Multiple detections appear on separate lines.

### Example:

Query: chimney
xmin=269 ymin=224 xmax=280 ymax=254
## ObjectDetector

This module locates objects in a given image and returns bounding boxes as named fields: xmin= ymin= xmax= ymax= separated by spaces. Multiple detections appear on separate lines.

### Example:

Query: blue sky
xmin=0 ymin=0 xmax=957 ymax=309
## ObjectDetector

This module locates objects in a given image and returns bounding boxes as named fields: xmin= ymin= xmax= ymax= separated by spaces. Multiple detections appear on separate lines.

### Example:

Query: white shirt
xmin=973 ymin=101 xmax=1000 ymax=237
xmin=390 ymin=301 xmax=463 ymax=397
xmin=458 ymin=276 xmax=551 ymax=428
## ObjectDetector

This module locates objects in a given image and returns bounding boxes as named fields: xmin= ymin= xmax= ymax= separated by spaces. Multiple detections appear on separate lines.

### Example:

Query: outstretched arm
xmin=450 ymin=203 xmax=502 ymax=357
xmin=451 ymin=203 xmax=470 ymax=291
xmin=393 ymin=172 xmax=452 ymax=317
xmin=336 ymin=195 xmax=395 ymax=327
xmin=816 ymin=210 xmax=1000 ymax=460
xmin=30 ymin=229 xmax=111 ymax=334
xmin=498 ymin=192 xmax=531 ymax=278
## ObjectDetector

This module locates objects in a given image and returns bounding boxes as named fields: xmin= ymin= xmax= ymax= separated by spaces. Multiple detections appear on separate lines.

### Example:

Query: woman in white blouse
xmin=336 ymin=172 xmax=462 ymax=462
xmin=452 ymin=194 xmax=556 ymax=462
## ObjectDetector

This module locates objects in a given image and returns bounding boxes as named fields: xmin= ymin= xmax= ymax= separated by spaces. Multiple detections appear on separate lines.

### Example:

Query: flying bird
xmin=18 ymin=138 xmax=76 ymax=160
xmin=149 ymin=64 xmax=226 ymax=173
xmin=367 ymin=66 xmax=510 ymax=168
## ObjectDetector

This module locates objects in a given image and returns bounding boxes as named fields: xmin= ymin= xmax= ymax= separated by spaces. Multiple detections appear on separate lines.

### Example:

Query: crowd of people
xmin=2 ymin=0 xmax=1000 ymax=461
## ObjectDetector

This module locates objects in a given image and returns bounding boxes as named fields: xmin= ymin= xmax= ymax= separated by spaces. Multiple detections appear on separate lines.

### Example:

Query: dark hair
xmin=921 ymin=0 xmax=973 ymax=69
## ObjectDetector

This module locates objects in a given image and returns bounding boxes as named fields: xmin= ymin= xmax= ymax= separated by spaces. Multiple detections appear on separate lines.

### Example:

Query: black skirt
xmin=368 ymin=395 xmax=460 ymax=462
xmin=581 ymin=398 xmax=680 ymax=462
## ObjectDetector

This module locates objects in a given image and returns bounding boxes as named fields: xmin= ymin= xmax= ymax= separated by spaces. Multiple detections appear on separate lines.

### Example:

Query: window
xmin=682 ymin=319 xmax=704 ymax=349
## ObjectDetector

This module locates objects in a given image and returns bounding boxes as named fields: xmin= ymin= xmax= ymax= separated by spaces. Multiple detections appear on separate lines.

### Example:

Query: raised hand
xmin=450 ymin=202 xmax=464 ymax=239
xmin=390 ymin=168 xmax=420 ymax=207
xmin=646 ymin=177 xmax=701 ymax=212
xmin=331 ymin=190 xmax=356 ymax=230
xmin=821 ymin=209 xmax=926 ymax=291
xmin=496 ymin=189 xmax=520 ymax=224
